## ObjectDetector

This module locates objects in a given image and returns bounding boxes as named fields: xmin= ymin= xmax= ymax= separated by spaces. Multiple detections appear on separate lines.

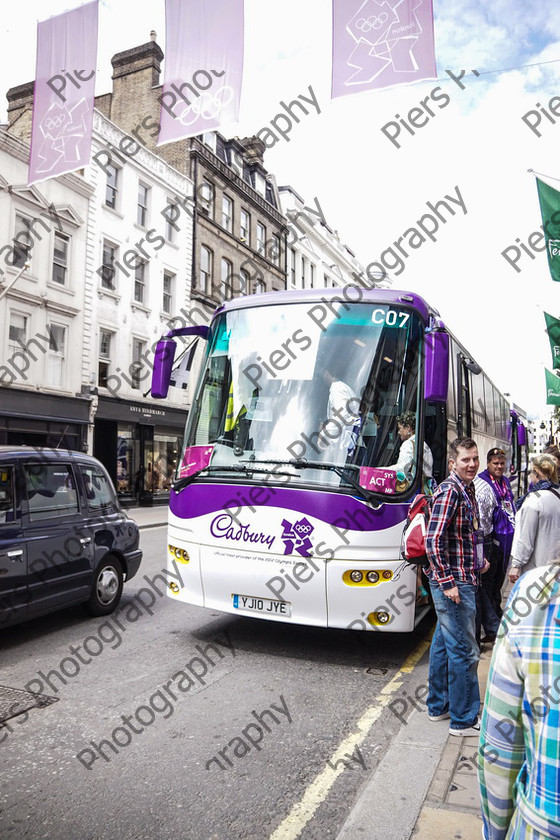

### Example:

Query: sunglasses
xmin=488 ymin=449 xmax=505 ymax=458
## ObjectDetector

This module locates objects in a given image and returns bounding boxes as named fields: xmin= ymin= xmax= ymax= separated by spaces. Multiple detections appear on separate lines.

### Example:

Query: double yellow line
xmin=269 ymin=632 xmax=432 ymax=840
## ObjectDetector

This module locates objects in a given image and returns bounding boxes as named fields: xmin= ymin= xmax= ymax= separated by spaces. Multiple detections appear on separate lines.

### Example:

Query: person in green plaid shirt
xmin=478 ymin=562 xmax=560 ymax=839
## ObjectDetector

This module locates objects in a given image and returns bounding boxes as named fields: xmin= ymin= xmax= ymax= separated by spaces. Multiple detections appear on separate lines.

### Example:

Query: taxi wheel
xmin=85 ymin=555 xmax=124 ymax=616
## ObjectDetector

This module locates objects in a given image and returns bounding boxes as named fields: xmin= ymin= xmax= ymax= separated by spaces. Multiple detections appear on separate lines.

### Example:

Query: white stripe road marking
xmin=268 ymin=633 xmax=433 ymax=840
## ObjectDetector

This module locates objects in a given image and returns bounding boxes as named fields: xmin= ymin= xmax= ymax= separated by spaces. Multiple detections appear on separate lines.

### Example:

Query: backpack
xmin=400 ymin=493 xmax=434 ymax=567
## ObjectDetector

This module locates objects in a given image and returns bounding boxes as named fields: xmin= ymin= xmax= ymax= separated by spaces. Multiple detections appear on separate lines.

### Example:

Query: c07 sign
xmin=371 ymin=309 xmax=411 ymax=327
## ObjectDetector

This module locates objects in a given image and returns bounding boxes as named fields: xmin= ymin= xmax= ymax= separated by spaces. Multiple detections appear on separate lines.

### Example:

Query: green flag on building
xmin=536 ymin=178 xmax=560 ymax=282
xmin=544 ymin=312 xmax=560 ymax=369
xmin=545 ymin=368 xmax=560 ymax=405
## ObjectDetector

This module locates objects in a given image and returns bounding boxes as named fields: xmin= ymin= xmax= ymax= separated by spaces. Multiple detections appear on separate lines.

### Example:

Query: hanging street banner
xmin=28 ymin=1 xmax=98 ymax=185
xmin=536 ymin=177 xmax=560 ymax=283
xmin=158 ymin=0 xmax=244 ymax=145
xmin=331 ymin=0 xmax=437 ymax=99
xmin=545 ymin=368 xmax=560 ymax=406
xmin=544 ymin=312 xmax=560 ymax=370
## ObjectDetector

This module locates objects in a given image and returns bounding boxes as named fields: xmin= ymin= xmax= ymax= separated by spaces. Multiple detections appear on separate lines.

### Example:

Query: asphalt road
xmin=0 ymin=526 xmax=433 ymax=840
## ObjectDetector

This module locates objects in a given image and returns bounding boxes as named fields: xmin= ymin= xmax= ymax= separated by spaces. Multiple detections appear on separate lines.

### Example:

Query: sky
xmin=2 ymin=0 xmax=560 ymax=420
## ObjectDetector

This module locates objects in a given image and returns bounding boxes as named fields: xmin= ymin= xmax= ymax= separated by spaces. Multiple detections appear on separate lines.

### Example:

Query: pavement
xmin=335 ymin=644 xmax=492 ymax=840
xmin=127 ymin=503 xmax=490 ymax=839
xmin=125 ymin=504 xmax=168 ymax=530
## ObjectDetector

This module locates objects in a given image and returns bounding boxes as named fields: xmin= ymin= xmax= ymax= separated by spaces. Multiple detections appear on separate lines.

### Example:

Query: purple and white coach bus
xmin=151 ymin=289 xmax=520 ymax=632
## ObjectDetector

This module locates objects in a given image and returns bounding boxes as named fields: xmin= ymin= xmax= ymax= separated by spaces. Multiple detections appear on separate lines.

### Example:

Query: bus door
xmin=456 ymin=354 xmax=481 ymax=438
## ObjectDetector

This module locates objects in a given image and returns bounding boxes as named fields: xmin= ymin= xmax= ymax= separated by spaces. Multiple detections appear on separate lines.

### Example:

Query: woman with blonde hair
xmin=509 ymin=455 xmax=560 ymax=584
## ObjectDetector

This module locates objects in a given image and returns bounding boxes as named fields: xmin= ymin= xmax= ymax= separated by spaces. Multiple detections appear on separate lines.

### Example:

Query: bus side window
xmin=425 ymin=403 xmax=447 ymax=485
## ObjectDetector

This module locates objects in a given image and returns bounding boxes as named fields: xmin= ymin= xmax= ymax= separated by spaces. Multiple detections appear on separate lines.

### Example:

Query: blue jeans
xmin=428 ymin=581 xmax=480 ymax=730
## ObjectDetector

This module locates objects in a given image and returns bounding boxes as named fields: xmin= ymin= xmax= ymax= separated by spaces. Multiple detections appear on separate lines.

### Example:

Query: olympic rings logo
xmin=177 ymin=85 xmax=235 ymax=127
xmin=44 ymin=114 xmax=67 ymax=131
xmin=294 ymin=523 xmax=312 ymax=535
xmin=355 ymin=13 xmax=389 ymax=32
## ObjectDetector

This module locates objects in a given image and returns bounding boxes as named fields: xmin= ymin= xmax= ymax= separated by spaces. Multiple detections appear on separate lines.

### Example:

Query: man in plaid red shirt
xmin=425 ymin=436 xmax=489 ymax=736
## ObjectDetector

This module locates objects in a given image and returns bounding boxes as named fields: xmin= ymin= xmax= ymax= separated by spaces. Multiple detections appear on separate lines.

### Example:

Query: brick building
xmin=94 ymin=35 xmax=288 ymax=320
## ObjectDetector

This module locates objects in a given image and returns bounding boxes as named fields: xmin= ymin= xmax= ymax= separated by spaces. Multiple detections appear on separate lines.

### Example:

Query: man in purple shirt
xmin=425 ymin=437 xmax=488 ymax=736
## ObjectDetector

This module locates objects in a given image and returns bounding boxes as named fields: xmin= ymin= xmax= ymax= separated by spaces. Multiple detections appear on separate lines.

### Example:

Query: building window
xmin=98 ymin=330 xmax=112 ymax=387
xmin=290 ymin=248 xmax=296 ymax=287
xmin=105 ymin=164 xmax=119 ymax=208
xmin=52 ymin=232 xmax=69 ymax=285
xmin=13 ymin=214 xmax=33 ymax=268
xmin=165 ymin=199 xmax=177 ymax=242
xmin=9 ymin=312 xmax=27 ymax=350
xmin=46 ymin=323 xmax=66 ymax=387
xmin=221 ymin=258 xmax=233 ymax=300
xmin=202 ymin=132 xmax=216 ymax=152
xmin=310 ymin=263 xmax=315 ymax=288
xmin=200 ymin=245 xmax=212 ymax=294
xmin=301 ymin=256 xmax=306 ymax=288
xmin=240 ymin=209 xmax=250 ymax=241
xmin=100 ymin=241 xmax=117 ymax=290
xmin=134 ymin=260 xmax=146 ymax=304
xmin=254 ymin=280 xmax=266 ymax=294
xmin=137 ymin=183 xmax=150 ymax=227
xmin=200 ymin=181 xmax=214 ymax=218
xmin=222 ymin=195 xmax=233 ymax=232
xmin=270 ymin=233 xmax=281 ymax=267
xmin=163 ymin=271 xmax=174 ymax=314
xmin=256 ymin=223 xmax=266 ymax=255
xmin=240 ymin=268 xmax=250 ymax=296
xmin=131 ymin=339 xmax=146 ymax=390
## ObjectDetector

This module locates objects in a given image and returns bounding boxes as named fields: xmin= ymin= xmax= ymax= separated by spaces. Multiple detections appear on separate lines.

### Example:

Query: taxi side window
xmin=80 ymin=466 xmax=115 ymax=510
xmin=24 ymin=464 xmax=79 ymax=520
xmin=0 ymin=467 xmax=16 ymax=524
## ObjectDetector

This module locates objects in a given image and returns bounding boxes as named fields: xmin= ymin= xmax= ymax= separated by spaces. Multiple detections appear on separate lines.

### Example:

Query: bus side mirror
xmin=424 ymin=329 xmax=449 ymax=402
xmin=151 ymin=326 xmax=210 ymax=399
xmin=151 ymin=338 xmax=177 ymax=399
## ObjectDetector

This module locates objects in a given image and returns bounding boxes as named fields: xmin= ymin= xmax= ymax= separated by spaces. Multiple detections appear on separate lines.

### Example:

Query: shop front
xmin=94 ymin=397 xmax=186 ymax=505
xmin=0 ymin=387 xmax=91 ymax=451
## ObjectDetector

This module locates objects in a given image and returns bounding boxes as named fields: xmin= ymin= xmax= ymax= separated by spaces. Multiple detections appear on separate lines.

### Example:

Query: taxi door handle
xmin=80 ymin=537 xmax=92 ymax=545
xmin=8 ymin=549 xmax=23 ymax=562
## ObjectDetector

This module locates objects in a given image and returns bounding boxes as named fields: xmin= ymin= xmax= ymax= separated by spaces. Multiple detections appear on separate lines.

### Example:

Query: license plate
xmin=232 ymin=594 xmax=291 ymax=617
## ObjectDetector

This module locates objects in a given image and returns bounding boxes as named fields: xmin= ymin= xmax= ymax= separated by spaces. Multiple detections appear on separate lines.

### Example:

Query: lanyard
xmin=464 ymin=483 xmax=479 ymax=531
xmin=451 ymin=472 xmax=479 ymax=531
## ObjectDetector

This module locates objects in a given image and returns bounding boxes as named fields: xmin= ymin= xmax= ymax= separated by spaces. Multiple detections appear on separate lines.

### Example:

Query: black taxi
xmin=0 ymin=447 xmax=142 ymax=628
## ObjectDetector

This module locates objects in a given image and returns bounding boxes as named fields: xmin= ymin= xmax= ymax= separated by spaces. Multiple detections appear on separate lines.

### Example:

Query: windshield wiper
xmin=240 ymin=458 xmax=381 ymax=508
xmin=172 ymin=464 xmax=298 ymax=493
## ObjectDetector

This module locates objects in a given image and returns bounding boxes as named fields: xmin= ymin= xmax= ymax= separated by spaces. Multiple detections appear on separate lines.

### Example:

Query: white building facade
xmin=87 ymin=110 xmax=194 ymax=504
xmin=279 ymin=185 xmax=371 ymax=292
xmin=0 ymin=128 xmax=94 ymax=451
xmin=1 ymin=97 xmax=195 ymax=503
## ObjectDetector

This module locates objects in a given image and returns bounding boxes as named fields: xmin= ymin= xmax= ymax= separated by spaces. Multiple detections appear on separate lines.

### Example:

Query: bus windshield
xmin=181 ymin=301 xmax=423 ymax=492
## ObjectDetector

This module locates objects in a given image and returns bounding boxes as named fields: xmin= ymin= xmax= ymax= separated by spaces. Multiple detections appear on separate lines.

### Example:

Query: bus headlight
xmin=343 ymin=570 xmax=391 ymax=586
xmin=168 ymin=544 xmax=190 ymax=563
